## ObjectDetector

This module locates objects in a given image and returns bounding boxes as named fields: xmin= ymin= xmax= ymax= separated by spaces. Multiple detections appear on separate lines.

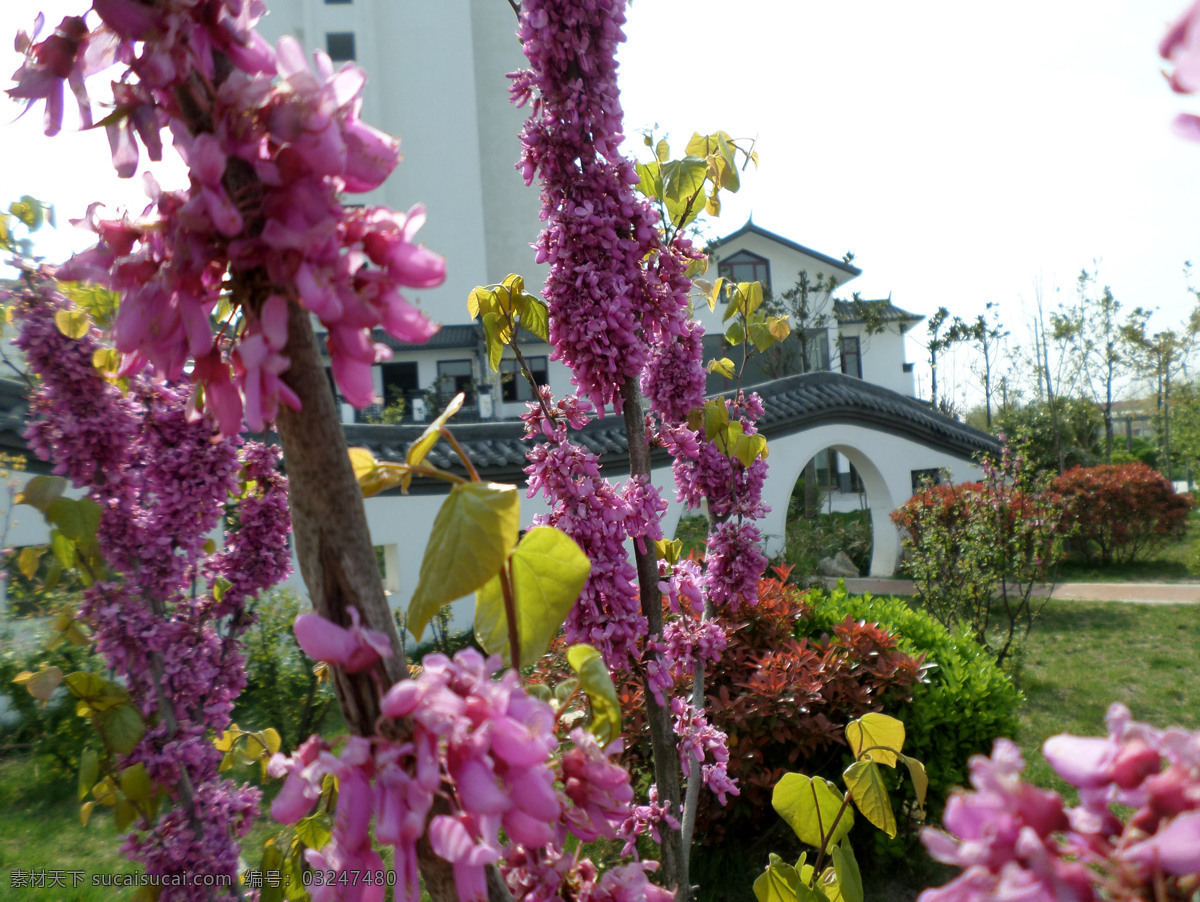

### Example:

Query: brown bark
xmin=620 ymin=382 xmax=690 ymax=902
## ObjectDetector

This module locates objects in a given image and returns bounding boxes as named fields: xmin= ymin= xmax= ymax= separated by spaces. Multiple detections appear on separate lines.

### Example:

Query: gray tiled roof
xmin=833 ymin=298 xmax=922 ymax=325
xmin=344 ymin=371 xmax=999 ymax=490
xmin=0 ymin=372 xmax=998 ymax=489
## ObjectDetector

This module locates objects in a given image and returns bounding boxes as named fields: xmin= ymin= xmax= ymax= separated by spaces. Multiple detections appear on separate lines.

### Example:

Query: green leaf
xmin=54 ymin=308 xmax=91 ymax=339
xmin=555 ymin=678 xmax=580 ymax=705
xmin=17 ymin=545 xmax=43 ymax=580
xmin=748 ymin=318 xmax=778 ymax=353
xmin=51 ymin=531 xmax=76 ymax=569
xmin=97 ymin=704 xmax=145 ymax=756
xmin=753 ymin=853 xmax=800 ymax=902
xmin=842 ymin=760 xmax=896 ymax=838
xmin=653 ymin=538 xmax=682 ymax=566
xmin=80 ymin=800 xmax=96 ymax=827
xmin=724 ymin=319 xmax=746 ymax=346
xmin=46 ymin=496 xmax=99 ymax=540
xmin=662 ymin=156 xmax=708 ymax=205
xmin=405 ymin=393 xmax=465 ymax=470
xmin=634 ymin=161 xmax=664 ymax=201
xmin=772 ymin=773 xmax=853 ymax=851
xmin=79 ymin=748 xmax=99 ymax=801
xmin=898 ymin=753 xmax=929 ymax=812
xmin=119 ymin=762 xmax=153 ymax=804
xmin=259 ymin=839 xmax=286 ymax=902
xmin=474 ymin=526 xmax=590 ymax=668
xmin=15 ymin=474 xmax=67 ymax=512
xmin=703 ymin=399 xmax=729 ymax=441
xmin=655 ymin=137 xmax=670 ymax=162
xmin=716 ymin=421 xmax=744 ymax=458
xmin=64 ymin=671 xmax=131 ymax=714
xmin=733 ymin=432 xmax=768 ymax=468
xmin=707 ymin=357 xmax=736 ymax=379
xmin=519 ymin=296 xmax=550 ymax=343
xmin=467 ymin=285 xmax=495 ymax=319
xmin=113 ymin=796 xmax=137 ymax=831
xmin=408 ymin=482 xmax=520 ymax=640
xmin=482 ymin=311 xmax=510 ymax=371
xmin=566 ymin=644 xmax=621 ymax=746
xmin=845 ymin=712 xmax=905 ymax=766
xmin=831 ymin=839 xmax=863 ymax=902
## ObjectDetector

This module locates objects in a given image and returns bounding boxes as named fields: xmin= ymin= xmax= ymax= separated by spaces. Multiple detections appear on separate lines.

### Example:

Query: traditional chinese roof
xmin=710 ymin=220 xmax=862 ymax=279
xmin=833 ymin=298 xmax=923 ymax=326
xmin=343 ymin=371 xmax=999 ymax=491
xmin=0 ymin=372 xmax=999 ymax=491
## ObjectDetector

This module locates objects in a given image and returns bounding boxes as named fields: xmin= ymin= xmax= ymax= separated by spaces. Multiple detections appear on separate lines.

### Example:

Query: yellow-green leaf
xmin=753 ymin=853 xmax=800 ymax=902
xmin=716 ymin=421 xmax=744 ymax=458
xmin=519 ymin=296 xmax=550 ymax=343
xmin=47 ymin=496 xmax=101 ymax=541
xmin=566 ymin=644 xmax=621 ymax=746
xmin=467 ymin=286 xmax=495 ymax=319
xmin=769 ymin=315 xmax=792 ymax=342
xmin=653 ymin=538 xmax=682 ymax=566
xmin=842 ymin=760 xmax=896 ymax=838
xmin=406 ymin=393 xmax=465 ymax=470
xmin=831 ymin=839 xmax=863 ymax=902
xmin=707 ymin=357 xmax=736 ymax=379
xmin=703 ymin=399 xmax=729 ymax=441
xmin=898 ymin=753 xmax=929 ymax=813
xmin=482 ymin=311 xmax=510 ymax=371
xmin=65 ymin=671 xmax=131 ymax=714
xmin=16 ymin=665 xmax=62 ymax=702
xmin=733 ymin=432 xmax=768 ymax=468
xmin=845 ymin=712 xmax=905 ymax=766
xmin=408 ymin=482 xmax=519 ymax=640
xmin=772 ymin=773 xmax=853 ymax=851
xmin=55 ymin=308 xmax=91 ymax=339
xmin=97 ymin=704 xmax=145 ymax=756
xmin=17 ymin=545 xmax=43 ymax=580
xmin=79 ymin=748 xmax=99 ymax=801
xmin=120 ymin=763 xmax=153 ymax=804
xmin=80 ymin=799 xmax=96 ymax=827
xmin=15 ymin=474 xmax=67 ymax=511
xmin=114 ymin=796 xmax=137 ymax=831
xmin=725 ymin=319 xmax=746 ymax=346
xmin=51 ymin=531 xmax=76 ymax=569
xmin=474 ymin=526 xmax=590 ymax=668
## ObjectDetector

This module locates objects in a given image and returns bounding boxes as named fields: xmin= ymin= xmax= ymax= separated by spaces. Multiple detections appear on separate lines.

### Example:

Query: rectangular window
xmin=499 ymin=356 xmax=548 ymax=402
xmin=717 ymin=251 xmax=771 ymax=294
xmin=325 ymin=32 xmax=356 ymax=62
xmin=802 ymin=329 xmax=830 ymax=371
xmin=839 ymin=336 xmax=862 ymax=378
xmin=381 ymin=361 xmax=418 ymax=408
xmin=437 ymin=359 xmax=474 ymax=406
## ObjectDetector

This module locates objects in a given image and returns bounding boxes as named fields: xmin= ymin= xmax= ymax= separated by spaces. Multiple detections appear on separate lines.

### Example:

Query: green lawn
xmin=1014 ymin=599 xmax=1200 ymax=792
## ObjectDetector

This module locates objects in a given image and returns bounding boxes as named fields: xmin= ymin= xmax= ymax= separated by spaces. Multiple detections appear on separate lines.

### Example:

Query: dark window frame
xmin=437 ymin=359 xmax=475 ymax=406
xmin=839 ymin=335 xmax=862 ymax=378
xmin=717 ymin=250 xmax=771 ymax=294
xmin=499 ymin=355 xmax=549 ymax=403
xmin=325 ymin=31 xmax=357 ymax=62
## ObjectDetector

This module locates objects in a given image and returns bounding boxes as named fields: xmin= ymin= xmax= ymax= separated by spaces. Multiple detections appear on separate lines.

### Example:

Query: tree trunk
xmin=621 ymin=381 xmax=690 ymax=902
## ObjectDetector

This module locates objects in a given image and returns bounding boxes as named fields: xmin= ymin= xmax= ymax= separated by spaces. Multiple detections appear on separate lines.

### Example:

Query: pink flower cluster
xmin=271 ymin=645 xmax=640 ymax=902
xmin=1162 ymin=1 xmax=1200 ymax=140
xmin=11 ymin=279 xmax=293 ymax=899
xmin=670 ymin=699 xmax=738 ymax=807
xmin=523 ymin=429 xmax=648 ymax=670
xmin=921 ymin=704 xmax=1200 ymax=902
xmin=10 ymin=1 xmax=444 ymax=436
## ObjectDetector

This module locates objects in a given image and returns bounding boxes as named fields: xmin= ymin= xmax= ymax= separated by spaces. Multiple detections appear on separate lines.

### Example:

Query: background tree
xmin=1050 ymin=269 xmax=1126 ymax=462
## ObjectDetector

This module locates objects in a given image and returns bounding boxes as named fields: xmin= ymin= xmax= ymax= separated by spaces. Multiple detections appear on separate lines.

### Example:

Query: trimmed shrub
xmin=892 ymin=444 xmax=1068 ymax=663
xmin=1053 ymin=462 xmax=1193 ymax=565
xmin=802 ymin=584 xmax=1023 ymax=826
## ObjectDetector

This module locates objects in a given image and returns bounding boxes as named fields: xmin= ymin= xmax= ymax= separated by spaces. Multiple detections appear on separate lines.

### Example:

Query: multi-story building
xmin=256 ymin=3 xmax=923 ymax=433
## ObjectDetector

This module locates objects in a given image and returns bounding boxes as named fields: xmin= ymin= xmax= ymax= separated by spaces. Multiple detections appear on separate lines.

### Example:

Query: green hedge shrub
xmin=801 ymin=583 xmax=1023 ymax=825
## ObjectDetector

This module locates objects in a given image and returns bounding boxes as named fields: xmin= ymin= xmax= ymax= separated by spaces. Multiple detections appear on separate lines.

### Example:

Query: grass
xmin=1013 ymin=599 xmax=1200 ymax=793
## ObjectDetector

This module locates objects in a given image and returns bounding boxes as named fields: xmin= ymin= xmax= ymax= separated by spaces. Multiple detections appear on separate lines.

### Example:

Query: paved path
xmin=822 ymin=577 xmax=1200 ymax=605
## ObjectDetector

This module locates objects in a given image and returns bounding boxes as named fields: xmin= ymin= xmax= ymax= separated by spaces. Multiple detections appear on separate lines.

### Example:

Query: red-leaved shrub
xmin=615 ymin=568 xmax=922 ymax=842
xmin=1053 ymin=463 xmax=1193 ymax=565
